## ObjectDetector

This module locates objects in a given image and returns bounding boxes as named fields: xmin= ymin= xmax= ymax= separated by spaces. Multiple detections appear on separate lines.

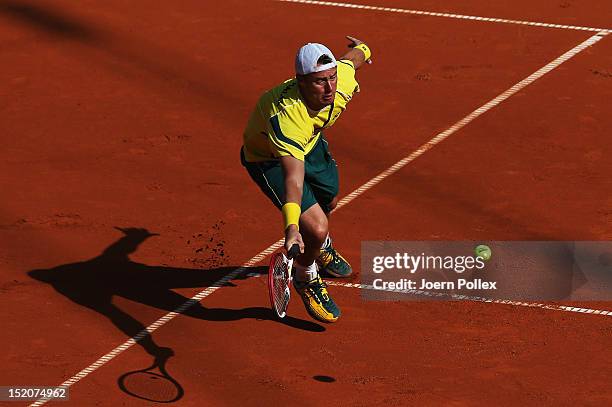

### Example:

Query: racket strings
xmin=271 ymin=254 xmax=291 ymax=314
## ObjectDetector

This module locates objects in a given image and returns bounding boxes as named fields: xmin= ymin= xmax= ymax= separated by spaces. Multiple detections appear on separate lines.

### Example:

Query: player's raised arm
xmin=280 ymin=155 xmax=305 ymax=254
xmin=339 ymin=35 xmax=372 ymax=69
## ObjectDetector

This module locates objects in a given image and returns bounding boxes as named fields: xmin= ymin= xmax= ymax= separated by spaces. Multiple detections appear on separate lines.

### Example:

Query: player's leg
xmin=304 ymin=135 xmax=352 ymax=277
xmin=294 ymin=203 xmax=327 ymax=272
xmin=241 ymin=148 xmax=340 ymax=323
xmin=293 ymin=202 xmax=341 ymax=323
xmin=326 ymin=196 xmax=338 ymax=213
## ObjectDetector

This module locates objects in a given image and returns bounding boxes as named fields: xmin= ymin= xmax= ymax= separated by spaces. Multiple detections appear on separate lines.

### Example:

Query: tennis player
xmin=241 ymin=36 xmax=372 ymax=323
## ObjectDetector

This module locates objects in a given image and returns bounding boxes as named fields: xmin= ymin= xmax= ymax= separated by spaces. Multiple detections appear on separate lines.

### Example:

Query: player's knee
xmin=309 ymin=217 xmax=329 ymax=244
xmin=300 ymin=204 xmax=329 ymax=245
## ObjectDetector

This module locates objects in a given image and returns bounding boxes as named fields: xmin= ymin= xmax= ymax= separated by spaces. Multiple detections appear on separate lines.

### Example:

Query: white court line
xmin=327 ymin=281 xmax=612 ymax=317
xmin=31 ymin=31 xmax=609 ymax=406
xmin=277 ymin=0 xmax=612 ymax=33
xmin=336 ymin=32 xmax=608 ymax=211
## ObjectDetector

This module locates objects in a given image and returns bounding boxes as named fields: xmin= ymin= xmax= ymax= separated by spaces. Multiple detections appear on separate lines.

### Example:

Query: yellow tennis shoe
xmin=317 ymin=246 xmax=352 ymax=277
xmin=294 ymin=275 xmax=341 ymax=323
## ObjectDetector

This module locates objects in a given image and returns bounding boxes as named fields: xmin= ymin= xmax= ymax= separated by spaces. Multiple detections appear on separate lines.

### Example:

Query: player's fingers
xmin=284 ymin=239 xmax=295 ymax=252
xmin=345 ymin=35 xmax=361 ymax=46
xmin=284 ymin=234 xmax=303 ymax=254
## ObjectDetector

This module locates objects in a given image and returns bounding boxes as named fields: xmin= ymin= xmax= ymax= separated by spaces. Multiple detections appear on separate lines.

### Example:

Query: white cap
xmin=295 ymin=43 xmax=337 ymax=75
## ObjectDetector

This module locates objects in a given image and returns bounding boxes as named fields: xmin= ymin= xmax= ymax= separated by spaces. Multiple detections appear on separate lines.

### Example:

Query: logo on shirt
xmin=275 ymin=82 xmax=297 ymax=108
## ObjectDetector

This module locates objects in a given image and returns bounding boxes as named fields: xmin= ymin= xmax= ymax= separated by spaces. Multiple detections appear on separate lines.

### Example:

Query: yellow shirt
xmin=242 ymin=60 xmax=360 ymax=162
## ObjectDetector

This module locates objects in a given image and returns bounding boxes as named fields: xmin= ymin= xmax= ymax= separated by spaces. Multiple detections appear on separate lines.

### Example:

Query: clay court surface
xmin=1 ymin=0 xmax=612 ymax=405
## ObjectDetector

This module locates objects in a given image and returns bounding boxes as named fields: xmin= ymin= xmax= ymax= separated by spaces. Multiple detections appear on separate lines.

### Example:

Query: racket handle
xmin=287 ymin=243 xmax=301 ymax=259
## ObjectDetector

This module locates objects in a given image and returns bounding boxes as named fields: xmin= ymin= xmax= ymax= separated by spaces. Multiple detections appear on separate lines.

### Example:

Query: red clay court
xmin=1 ymin=0 xmax=611 ymax=405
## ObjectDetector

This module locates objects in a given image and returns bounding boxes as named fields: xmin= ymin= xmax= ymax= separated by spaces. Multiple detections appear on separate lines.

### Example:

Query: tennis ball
xmin=474 ymin=244 xmax=492 ymax=261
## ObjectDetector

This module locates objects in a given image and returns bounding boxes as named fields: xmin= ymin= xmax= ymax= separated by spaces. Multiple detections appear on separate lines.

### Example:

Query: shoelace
xmin=320 ymin=249 xmax=340 ymax=265
xmin=308 ymin=279 xmax=330 ymax=303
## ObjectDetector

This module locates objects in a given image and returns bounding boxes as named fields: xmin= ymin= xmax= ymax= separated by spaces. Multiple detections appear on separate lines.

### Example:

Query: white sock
xmin=321 ymin=234 xmax=332 ymax=250
xmin=294 ymin=260 xmax=318 ymax=282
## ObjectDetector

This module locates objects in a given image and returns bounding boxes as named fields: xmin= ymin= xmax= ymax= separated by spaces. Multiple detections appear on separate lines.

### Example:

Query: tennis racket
xmin=268 ymin=243 xmax=301 ymax=318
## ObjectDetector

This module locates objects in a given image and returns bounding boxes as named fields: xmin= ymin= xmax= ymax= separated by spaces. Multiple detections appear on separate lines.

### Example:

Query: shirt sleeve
xmin=268 ymin=111 xmax=311 ymax=161
xmin=337 ymin=59 xmax=360 ymax=96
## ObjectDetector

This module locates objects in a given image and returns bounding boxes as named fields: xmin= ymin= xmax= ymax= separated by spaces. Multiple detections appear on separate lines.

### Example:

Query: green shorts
xmin=241 ymin=135 xmax=339 ymax=213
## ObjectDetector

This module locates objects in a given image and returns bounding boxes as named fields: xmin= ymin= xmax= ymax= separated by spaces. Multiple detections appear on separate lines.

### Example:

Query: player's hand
xmin=346 ymin=35 xmax=372 ymax=65
xmin=346 ymin=35 xmax=364 ymax=47
xmin=284 ymin=224 xmax=305 ymax=254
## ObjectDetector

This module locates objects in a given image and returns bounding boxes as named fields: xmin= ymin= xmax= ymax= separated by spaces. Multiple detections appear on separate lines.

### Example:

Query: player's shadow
xmin=0 ymin=0 xmax=243 ymax=108
xmin=28 ymin=227 xmax=324 ymax=357
xmin=0 ymin=0 xmax=98 ymax=40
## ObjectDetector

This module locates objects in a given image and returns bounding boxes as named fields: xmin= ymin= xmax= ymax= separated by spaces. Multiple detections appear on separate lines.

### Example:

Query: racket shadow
xmin=118 ymin=347 xmax=184 ymax=403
